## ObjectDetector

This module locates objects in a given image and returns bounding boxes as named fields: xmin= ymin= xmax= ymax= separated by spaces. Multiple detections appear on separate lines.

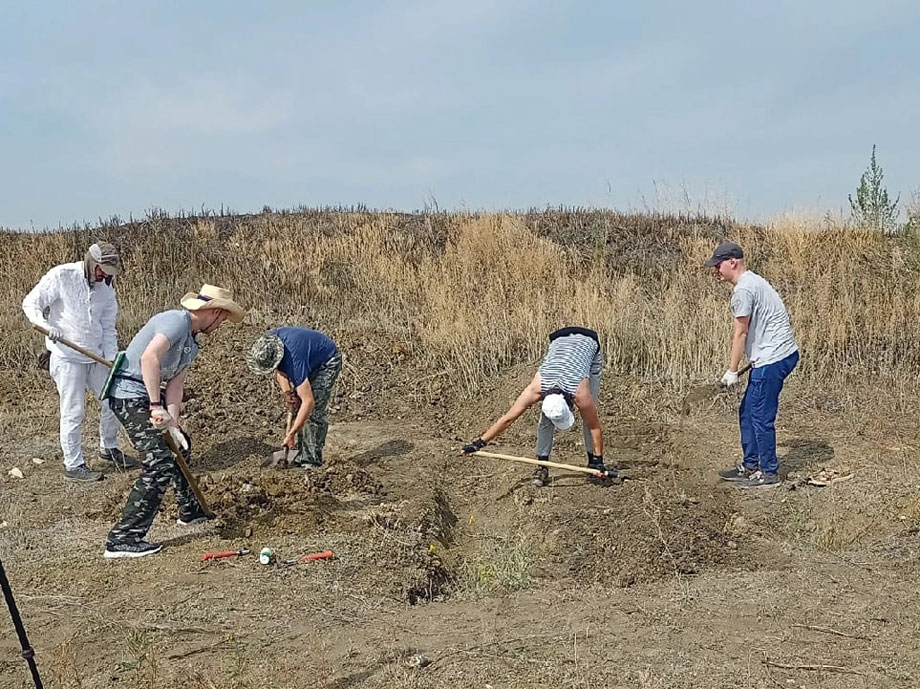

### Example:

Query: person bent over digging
xmin=248 ymin=327 xmax=342 ymax=468
xmin=461 ymin=326 xmax=611 ymax=487
xmin=103 ymin=285 xmax=245 ymax=559
xmin=707 ymin=241 xmax=799 ymax=489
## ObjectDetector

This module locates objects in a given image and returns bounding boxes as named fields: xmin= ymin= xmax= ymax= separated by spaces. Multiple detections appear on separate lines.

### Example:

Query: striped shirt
xmin=538 ymin=334 xmax=602 ymax=396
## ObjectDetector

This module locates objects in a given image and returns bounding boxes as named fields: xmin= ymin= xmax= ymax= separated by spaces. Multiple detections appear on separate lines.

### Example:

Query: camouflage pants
xmin=292 ymin=353 xmax=341 ymax=467
xmin=106 ymin=397 xmax=202 ymax=545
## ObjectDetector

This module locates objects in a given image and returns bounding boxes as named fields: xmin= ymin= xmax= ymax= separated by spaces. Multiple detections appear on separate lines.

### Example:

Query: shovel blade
xmin=261 ymin=448 xmax=290 ymax=469
xmin=680 ymin=382 xmax=725 ymax=416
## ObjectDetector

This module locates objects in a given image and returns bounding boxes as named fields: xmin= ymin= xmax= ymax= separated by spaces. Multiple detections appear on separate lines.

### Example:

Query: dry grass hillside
xmin=2 ymin=209 xmax=920 ymax=688
xmin=3 ymin=208 xmax=920 ymax=406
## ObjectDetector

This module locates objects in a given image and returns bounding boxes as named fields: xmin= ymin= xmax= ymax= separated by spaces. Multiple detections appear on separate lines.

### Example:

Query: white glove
xmin=150 ymin=407 xmax=173 ymax=430
xmin=168 ymin=426 xmax=189 ymax=451
xmin=47 ymin=326 xmax=64 ymax=342
xmin=720 ymin=370 xmax=740 ymax=387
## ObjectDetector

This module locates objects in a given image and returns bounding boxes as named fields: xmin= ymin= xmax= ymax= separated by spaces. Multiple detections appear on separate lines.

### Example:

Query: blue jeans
xmin=739 ymin=350 xmax=799 ymax=475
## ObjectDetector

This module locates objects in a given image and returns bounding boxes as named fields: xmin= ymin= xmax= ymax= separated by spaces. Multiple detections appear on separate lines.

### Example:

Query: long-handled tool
xmin=263 ymin=410 xmax=294 ymax=468
xmin=680 ymin=363 xmax=752 ymax=417
xmin=0 ymin=556 xmax=43 ymax=689
xmin=472 ymin=450 xmax=616 ymax=479
xmin=32 ymin=324 xmax=214 ymax=517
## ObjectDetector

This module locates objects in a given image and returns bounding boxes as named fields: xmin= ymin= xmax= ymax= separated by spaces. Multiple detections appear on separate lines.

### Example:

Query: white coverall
xmin=22 ymin=262 xmax=120 ymax=469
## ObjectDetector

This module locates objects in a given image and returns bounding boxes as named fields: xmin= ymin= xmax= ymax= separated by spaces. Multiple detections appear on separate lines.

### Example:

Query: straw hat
xmin=179 ymin=284 xmax=245 ymax=323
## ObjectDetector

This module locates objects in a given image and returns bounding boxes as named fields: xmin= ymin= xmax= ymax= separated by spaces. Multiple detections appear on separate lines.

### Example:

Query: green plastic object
xmin=100 ymin=351 xmax=126 ymax=400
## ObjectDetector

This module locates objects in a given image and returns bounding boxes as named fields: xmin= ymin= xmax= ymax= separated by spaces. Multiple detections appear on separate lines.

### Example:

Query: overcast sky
xmin=1 ymin=1 xmax=917 ymax=230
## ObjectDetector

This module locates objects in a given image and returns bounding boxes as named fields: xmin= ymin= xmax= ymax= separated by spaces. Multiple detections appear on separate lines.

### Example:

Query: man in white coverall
xmin=22 ymin=242 xmax=138 ymax=482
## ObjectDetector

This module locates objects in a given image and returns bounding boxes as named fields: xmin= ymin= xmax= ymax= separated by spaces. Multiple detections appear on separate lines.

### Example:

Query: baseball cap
xmin=541 ymin=394 xmax=575 ymax=431
xmin=705 ymin=241 xmax=744 ymax=267
xmin=88 ymin=242 xmax=122 ymax=275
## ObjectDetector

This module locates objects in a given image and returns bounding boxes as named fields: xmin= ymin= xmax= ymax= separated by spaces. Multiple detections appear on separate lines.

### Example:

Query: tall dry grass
xmin=2 ymin=208 xmax=919 ymax=407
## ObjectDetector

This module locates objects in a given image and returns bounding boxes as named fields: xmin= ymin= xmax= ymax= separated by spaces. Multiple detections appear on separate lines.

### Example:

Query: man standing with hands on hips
xmin=707 ymin=241 xmax=799 ymax=488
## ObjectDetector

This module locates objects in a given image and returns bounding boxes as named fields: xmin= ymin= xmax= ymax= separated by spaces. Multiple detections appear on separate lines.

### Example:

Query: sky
xmin=1 ymin=1 xmax=918 ymax=230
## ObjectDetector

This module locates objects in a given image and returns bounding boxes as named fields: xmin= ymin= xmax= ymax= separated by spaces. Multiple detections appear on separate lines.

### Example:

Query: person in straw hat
xmin=248 ymin=327 xmax=341 ymax=468
xmin=460 ymin=326 xmax=613 ymax=487
xmin=103 ymin=284 xmax=245 ymax=558
xmin=22 ymin=241 xmax=137 ymax=482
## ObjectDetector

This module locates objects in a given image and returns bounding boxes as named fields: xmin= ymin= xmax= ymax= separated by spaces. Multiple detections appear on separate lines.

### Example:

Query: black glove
xmin=588 ymin=453 xmax=619 ymax=479
xmin=462 ymin=438 xmax=487 ymax=455
xmin=587 ymin=453 xmax=608 ymax=471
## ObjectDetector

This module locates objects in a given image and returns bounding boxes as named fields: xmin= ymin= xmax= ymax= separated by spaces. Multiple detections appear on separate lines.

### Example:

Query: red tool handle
xmin=201 ymin=550 xmax=241 ymax=561
xmin=300 ymin=550 xmax=334 ymax=562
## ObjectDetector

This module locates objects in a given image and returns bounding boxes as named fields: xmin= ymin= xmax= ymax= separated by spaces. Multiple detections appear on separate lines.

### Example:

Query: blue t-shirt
xmin=272 ymin=327 xmax=338 ymax=387
xmin=111 ymin=310 xmax=199 ymax=399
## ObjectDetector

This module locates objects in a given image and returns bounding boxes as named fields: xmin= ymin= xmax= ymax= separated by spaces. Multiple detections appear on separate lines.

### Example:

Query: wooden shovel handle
xmin=32 ymin=324 xmax=112 ymax=368
xmin=164 ymin=431 xmax=215 ymax=518
xmin=472 ymin=450 xmax=604 ymax=477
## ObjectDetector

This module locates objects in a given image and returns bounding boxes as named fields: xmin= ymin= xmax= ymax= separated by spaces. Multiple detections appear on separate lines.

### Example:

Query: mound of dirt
xmin=304 ymin=460 xmax=383 ymax=497
xmin=200 ymin=470 xmax=330 ymax=537
xmin=200 ymin=456 xmax=384 ymax=537
xmin=539 ymin=475 xmax=746 ymax=587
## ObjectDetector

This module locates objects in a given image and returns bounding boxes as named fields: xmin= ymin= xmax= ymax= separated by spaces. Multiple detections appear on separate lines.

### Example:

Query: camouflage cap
xmin=247 ymin=334 xmax=284 ymax=376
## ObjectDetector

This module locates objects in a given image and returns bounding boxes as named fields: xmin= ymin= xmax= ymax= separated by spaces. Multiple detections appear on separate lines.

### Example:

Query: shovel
xmin=262 ymin=411 xmax=293 ymax=468
xmin=472 ymin=450 xmax=619 ymax=480
xmin=680 ymin=363 xmax=752 ymax=417
xmin=32 ymin=324 xmax=215 ymax=518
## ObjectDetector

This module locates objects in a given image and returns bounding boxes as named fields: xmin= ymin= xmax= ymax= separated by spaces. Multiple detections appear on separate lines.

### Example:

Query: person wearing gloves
xmin=103 ymin=284 xmax=245 ymax=558
xmin=22 ymin=242 xmax=137 ymax=481
xmin=247 ymin=327 xmax=342 ymax=468
xmin=707 ymin=241 xmax=799 ymax=488
xmin=461 ymin=326 xmax=609 ymax=487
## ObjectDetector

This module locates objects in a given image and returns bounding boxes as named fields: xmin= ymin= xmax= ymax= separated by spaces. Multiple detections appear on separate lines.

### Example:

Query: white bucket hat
xmin=542 ymin=393 xmax=575 ymax=430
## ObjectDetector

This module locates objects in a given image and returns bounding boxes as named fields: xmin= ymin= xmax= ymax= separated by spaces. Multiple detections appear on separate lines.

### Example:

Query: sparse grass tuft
xmin=120 ymin=629 xmax=157 ymax=680
xmin=462 ymin=535 xmax=536 ymax=595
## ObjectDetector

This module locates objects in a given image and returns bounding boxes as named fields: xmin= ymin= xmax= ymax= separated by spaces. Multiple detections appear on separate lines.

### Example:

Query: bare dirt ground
xmin=2 ymin=349 xmax=920 ymax=688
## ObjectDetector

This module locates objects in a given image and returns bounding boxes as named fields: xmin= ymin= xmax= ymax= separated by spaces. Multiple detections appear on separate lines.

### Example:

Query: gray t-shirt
xmin=731 ymin=271 xmax=798 ymax=367
xmin=110 ymin=310 xmax=199 ymax=399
